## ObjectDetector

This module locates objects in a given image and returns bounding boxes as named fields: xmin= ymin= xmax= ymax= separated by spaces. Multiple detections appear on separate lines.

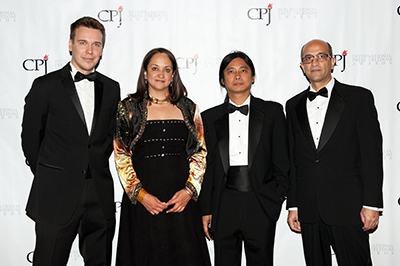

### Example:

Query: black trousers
xmin=214 ymin=189 xmax=276 ymax=266
xmin=33 ymin=179 xmax=115 ymax=266
xmin=301 ymin=216 xmax=372 ymax=266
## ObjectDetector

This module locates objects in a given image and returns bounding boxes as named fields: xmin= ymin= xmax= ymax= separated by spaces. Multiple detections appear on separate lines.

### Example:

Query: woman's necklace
xmin=149 ymin=94 xmax=170 ymax=105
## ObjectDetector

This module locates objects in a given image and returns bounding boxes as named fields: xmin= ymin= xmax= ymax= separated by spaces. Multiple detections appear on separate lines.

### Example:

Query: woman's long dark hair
xmin=129 ymin=48 xmax=187 ymax=104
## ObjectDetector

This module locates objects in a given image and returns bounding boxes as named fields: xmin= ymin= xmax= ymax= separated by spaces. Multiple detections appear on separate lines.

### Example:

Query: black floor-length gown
xmin=116 ymin=120 xmax=211 ymax=266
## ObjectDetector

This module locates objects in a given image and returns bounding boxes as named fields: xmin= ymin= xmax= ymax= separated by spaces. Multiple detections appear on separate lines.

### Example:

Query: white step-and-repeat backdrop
xmin=1 ymin=0 xmax=399 ymax=265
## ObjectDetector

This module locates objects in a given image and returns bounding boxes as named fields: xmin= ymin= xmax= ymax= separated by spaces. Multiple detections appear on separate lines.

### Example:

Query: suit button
xmin=315 ymin=159 xmax=319 ymax=163
xmin=88 ymin=144 xmax=91 ymax=148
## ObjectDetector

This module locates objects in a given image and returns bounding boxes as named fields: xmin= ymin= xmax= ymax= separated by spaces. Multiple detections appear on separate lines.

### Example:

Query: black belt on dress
xmin=226 ymin=166 xmax=252 ymax=192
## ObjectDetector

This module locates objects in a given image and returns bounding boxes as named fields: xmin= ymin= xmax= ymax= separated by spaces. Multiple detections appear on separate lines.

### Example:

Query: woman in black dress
xmin=114 ymin=48 xmax=210 ymax=266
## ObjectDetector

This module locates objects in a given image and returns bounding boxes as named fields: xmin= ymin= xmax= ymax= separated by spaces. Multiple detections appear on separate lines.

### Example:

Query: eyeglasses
xmin=301 ymin=53 xmax=331 ymax=64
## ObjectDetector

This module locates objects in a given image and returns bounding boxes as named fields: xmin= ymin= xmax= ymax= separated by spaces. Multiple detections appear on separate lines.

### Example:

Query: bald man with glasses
xmin=285 ymin=39 xmax=383 ymax=266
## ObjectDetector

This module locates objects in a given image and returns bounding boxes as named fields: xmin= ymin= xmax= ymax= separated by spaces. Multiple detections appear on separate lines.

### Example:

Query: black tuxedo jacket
xmin=22 ymin=63 xmax=120 ymax=225
xmin=199 ymin=96 xmax=290 ymax=231
xmin=286 ymin=79 xmax=383 ymax=225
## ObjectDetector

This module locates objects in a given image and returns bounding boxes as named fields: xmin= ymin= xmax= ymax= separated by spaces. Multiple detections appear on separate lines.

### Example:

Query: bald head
xmin=301 ymin=39 xmax=333 ymax=60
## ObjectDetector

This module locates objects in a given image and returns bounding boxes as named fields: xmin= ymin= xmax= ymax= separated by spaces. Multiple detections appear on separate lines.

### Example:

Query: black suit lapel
xmin=61 ymin=65 xmax=87 ymax=128
xmin=317 ymin=86 xmax=346 ymax=152
xmin=295 ymin=91 xmax=316 ymax=149
xmin=248 ymin=98 xmax=263 ymax=169
xmin=215 ymin=106 xmax=230 ymax=175
xmin=90 ymin=79 xmax=104 ymax=135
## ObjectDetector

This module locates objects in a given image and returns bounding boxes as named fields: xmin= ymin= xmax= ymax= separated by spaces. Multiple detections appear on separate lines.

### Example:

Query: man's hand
xmin=287 ymin=210 xmax=301 ymax=232
xmin=202 ymin=215 xmax=213 ymax=240
xmin=166 ymin=189 xmax=191 ymax=213
xmin=360 ymin=208 xmax=379 ymax=231
xmin=141 ymin=193 xmax=167 ymax=215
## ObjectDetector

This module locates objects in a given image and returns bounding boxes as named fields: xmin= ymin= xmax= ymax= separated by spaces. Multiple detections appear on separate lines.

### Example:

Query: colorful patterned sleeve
xmin=185 ymin=104 xmax=207 ymax=202
xmin=113 ymin=101 xmax=144 ymax=205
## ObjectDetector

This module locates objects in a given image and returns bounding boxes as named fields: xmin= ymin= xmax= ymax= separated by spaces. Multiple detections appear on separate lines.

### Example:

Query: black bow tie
xmin=228 ymin=103 xmax=249 ymax=115
xmin=74 ymin=71 xmax=97 ymax=82
xmin=308 ymin=87 xmax=328 ymax=101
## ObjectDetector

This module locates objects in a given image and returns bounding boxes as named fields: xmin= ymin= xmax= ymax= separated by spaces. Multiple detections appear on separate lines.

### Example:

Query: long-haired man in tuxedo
xmin=200 ymin=51 xmax=290 ymax=265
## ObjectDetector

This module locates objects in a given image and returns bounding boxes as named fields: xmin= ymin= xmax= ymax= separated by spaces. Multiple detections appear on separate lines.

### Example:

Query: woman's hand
xmin=166 ymin=189 xmax=192 ymax=213
xmin=141 ymin=193 xmax=167 ymax=215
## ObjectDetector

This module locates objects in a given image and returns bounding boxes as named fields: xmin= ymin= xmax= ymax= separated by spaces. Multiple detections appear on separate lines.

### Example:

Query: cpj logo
xmin=248 ymin=3 xmax=273 ymax=26
xmin=334 ymin=50 xmax=347 ymax=73
xmin=177 ymin=53 xmax=199 ymax=75
xmin=23 ymin=55 xmax=49 ymax=74
xmin=98 ymin=6 xmax=123 ymax=28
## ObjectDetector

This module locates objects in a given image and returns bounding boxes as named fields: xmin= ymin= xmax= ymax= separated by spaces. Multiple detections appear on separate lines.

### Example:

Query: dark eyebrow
xmin=149 ymin=64 xmax=173 ymax=68
xmin=226 ymin=66 xmax=249 ymax=71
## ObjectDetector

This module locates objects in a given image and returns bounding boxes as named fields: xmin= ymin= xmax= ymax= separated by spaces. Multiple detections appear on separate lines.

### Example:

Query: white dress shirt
xmin=229 ymin=96 xmax=250 ymax=166
xmin=70 ymin=63 xmax=95 ymax=135
xmin=307 ymin=78 xmax=334 ymax=148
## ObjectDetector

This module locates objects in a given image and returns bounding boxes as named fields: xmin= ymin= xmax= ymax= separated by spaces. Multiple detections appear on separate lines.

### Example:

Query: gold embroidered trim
xmin=130 ymin=97 xmax=149 ymax=151
xmin=176 ymin=102 xmax=197 ymax=148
